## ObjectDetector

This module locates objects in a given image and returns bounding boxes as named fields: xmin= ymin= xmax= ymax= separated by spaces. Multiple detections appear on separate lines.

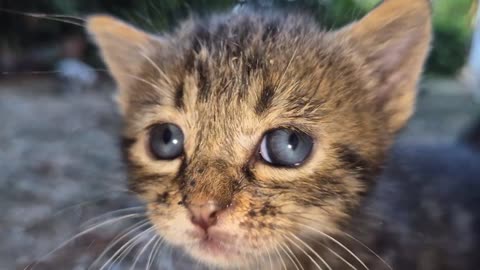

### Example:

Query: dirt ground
xmin=0 ymin=75 xmax=478 ymax=270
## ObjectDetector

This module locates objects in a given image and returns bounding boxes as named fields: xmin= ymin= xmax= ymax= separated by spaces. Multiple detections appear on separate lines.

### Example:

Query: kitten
xmin=86 ymin=0 xmax=480 ymax=269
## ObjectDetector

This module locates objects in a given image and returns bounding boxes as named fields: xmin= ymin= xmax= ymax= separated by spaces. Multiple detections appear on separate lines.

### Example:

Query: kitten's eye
xmin=260 ymin=129 xmax=313 ymax=167
xmin=149 ymin=123 xmax=184 ymax=160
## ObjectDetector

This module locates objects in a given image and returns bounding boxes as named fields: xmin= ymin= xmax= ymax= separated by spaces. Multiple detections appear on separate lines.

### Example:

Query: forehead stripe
xmin=255 ymin=85 xmax=275 ymax=115
xmin=175 ymin=81 xmax=185 ymax=109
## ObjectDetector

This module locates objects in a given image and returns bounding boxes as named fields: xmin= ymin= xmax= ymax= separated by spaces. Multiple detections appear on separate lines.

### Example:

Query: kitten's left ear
xmin=340 ymin=0 xmax=432 ymax=133
xmin=86 ymin=15 xmax=163 ymax=112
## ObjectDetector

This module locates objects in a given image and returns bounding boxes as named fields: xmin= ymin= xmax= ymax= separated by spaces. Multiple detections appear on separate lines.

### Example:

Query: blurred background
xmin=0 ymin=0 xmax=479 ymax=269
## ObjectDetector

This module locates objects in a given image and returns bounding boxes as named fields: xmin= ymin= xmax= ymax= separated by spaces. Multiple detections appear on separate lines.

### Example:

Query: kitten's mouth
xmin=198 ymin=235 xmax=236 ymax=255
xmin=186 ymin=228 xmax=275 ymax=269
xmin=187 ymin=228 xmax=243 ymax=262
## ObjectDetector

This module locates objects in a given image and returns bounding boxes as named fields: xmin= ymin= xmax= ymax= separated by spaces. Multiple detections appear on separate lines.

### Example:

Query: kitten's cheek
xmin=149 ymin=204 xmax=195 ymax=246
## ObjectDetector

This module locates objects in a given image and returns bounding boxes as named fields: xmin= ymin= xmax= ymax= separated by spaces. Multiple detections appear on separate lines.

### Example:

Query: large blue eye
xmin=149 ymin=123 xmax=184 ymax=160
xmin=260 ymin=129 xmax=313 ymax=167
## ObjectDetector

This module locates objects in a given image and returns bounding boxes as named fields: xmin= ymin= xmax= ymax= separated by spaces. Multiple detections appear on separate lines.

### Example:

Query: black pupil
xmin=288 ymin=133 xmax=299 ymax=150
xmin=150 ymin=123 xmax=184 ymax=160
xmin=163 ymin=128 xmax=172 ymax=144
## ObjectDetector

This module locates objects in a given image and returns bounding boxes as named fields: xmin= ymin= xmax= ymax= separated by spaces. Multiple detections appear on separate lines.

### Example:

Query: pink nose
xmin=187 ymin=201 xmax=223 ymax=231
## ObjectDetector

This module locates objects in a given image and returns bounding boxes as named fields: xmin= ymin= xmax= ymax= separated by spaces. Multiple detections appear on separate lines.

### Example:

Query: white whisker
xmin=25 ymin=213 xmax=142 ymax=270
xmin=88 ymin=219 xmax=150 ymax=269
xmin=92 ymin=67 xmax=166 ymax=94
xmin=0 ymin=8 xmax=84 ymax=26
xmin=109 ymin=240 xmax=138 ymax=270
xmin=282 ymin=214 xmax=379 ymax=269
xmin=297 ymin=224 xmax=369 ymax=270
xmin=100 ymin=226 xmax=155 ymax=270
xmin=146 ymin=236 xmax=164 ymax=270
xmin=80 ymin=206 xmax=145 ymax=228
xmin=259 ymin=238 xmax=274 ymax=270
xmin=139 ymin=50 xmax=173 ymax=87
xmin=130 ymin=233 xmax=158 ymax=270
xmin=344 ymin=233 xmax=392 ymax=270
xmin=289 ymin=233 xmax=332 ymax=270
xmin=273 ymin=242 xmax=288 ymax=270
xmin=47 ymin=189 xmax=134 ymax=222
xmin=52 ymin=197 xmax=113 ymax=219
xmin=278 ymin=242 xmax=302 ymax=270
xmin=252 ymin=244 xmax=263 ymax=269
xmin=283 ymin=234 xmax=323 ymax=270
xmin=316 ymin=241 xmax=358 ymax=270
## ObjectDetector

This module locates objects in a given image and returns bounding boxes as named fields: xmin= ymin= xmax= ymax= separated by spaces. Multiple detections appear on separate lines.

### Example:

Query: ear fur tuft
xmin=86 ymin=15 xmax=164 ymax=112
xmin=341 ymin=0 xmax=432 ymax=132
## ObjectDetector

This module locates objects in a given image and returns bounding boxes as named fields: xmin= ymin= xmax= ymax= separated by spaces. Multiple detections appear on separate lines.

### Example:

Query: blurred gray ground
xmin=0 ymin=76 xmax=478 ymax=270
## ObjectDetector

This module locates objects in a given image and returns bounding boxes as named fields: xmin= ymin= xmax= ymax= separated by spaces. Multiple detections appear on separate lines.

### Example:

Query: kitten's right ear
xmin=86 ymin=15 xmax=162 ymax=111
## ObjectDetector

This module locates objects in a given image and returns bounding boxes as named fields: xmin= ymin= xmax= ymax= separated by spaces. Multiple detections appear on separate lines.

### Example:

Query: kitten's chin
xmin=185 ymin=229 xmax=250 ymax=269
xmin=188 ymin=241 xmax=244 ymax=268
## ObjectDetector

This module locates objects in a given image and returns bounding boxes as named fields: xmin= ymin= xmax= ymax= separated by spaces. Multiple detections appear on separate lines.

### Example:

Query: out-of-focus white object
xmin=467 ymin=2 xmax=480 ymax=101
xmin=56 ymin=58 xmax=98 ymax=91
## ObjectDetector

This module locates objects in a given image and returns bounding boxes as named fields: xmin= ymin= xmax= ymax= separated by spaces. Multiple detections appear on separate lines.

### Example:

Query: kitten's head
xmin=87 ymin=0 xmax=431 ymax=268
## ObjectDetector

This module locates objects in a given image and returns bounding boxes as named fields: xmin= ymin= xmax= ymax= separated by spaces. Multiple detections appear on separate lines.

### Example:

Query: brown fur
xmin=87 ymin=0 xmax=431 ymax=268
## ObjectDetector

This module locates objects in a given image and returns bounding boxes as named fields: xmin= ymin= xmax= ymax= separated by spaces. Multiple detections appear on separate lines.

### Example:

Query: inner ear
xmin=339 ymin=0 xmax=432 ymax=133
xmin=86 ymin=15 xmax=165 ymax=112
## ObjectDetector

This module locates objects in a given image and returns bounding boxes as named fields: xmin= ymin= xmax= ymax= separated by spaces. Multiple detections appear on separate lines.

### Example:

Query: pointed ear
xmin=86 ymin=15 xmax=163 ymax=110
xmin=341 ymin=0 xmax=432 ymax=133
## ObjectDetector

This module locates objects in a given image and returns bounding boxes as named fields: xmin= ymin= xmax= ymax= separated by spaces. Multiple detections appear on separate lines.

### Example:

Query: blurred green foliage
xmin=0 ymin=0 xmax=476 ymax=76
xmin=429 ymin=0 xmax=475 ymax=75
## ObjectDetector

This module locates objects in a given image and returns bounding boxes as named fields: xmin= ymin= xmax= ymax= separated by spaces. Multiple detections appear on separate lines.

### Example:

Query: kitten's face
xmin=120 ymin=29 xmax=383 ymax=267
xmin=88 ymin=0 xmax=431 ymax=268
